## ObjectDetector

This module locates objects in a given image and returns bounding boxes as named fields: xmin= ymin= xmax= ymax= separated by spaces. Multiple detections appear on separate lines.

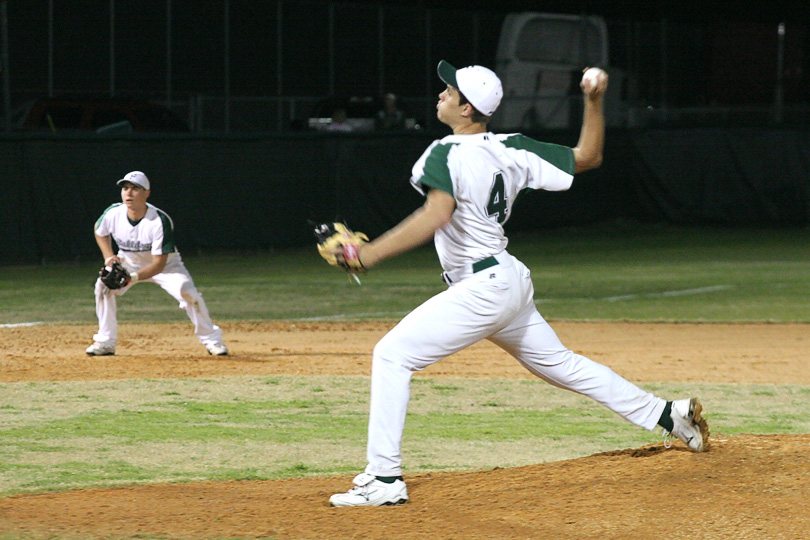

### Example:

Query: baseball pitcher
xmin=322 ymin=61 xmax=708 ymax=507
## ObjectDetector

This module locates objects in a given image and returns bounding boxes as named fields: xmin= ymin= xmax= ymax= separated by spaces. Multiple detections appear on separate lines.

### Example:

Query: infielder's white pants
xmin=365 ymin=253 xmax=666 ymax=477
xmin=92 ymin=259 xmax=222 ymax=347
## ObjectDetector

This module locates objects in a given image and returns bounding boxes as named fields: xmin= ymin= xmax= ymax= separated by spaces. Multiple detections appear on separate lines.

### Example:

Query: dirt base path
xmin=2 ymin=321 xmax=809 ymax=540
xmin=2 ymin=321 xmax=809 ymax=384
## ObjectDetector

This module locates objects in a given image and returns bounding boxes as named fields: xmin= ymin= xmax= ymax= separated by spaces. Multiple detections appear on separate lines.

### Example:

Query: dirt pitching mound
xmin=1 ymin=321 xmax=809 ymax=539
xmin=2 ymin=435 xmax=808 ymax=540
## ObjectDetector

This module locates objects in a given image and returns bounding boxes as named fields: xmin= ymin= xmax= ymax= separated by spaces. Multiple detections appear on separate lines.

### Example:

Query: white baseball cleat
xmin=330 ymin=473 xmax=409 ymax=507
xmin=85 ymin=342 xmax=115 ymax=356
xmin=664 ymin=397 xmax=709 ymax=452
xmin=205 ymin=342 xmax=229 ymax=356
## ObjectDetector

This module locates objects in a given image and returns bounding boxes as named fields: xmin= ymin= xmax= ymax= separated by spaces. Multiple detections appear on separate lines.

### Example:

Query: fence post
xmin=378 ymin=6 xmax=385 ymax=96
xmin=224 ymin=0 xmax=231 ymax=133
xmin=167 ymin=0 xmax=172 ymax=111
xmin=1 ymin=0 xmax=9 ymax=132
xmin=109 ymin=0 xmax=115 ymax=96
xmin=277 ymin=0 xmax=284 ymax=131
xmin=774 ymin=22 xmax=785 ymax=125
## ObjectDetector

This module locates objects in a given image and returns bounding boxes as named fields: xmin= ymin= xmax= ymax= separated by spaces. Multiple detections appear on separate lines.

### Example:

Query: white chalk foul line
xmin=302 ymin=286 xmax=735 ymax=318
xmin=603 ymin=285 xmax=734 ymax=302
xmin=0 ymin=285 xmax=731 ymax=326
xmin=536 ymin=285 xmax=734 ymax=304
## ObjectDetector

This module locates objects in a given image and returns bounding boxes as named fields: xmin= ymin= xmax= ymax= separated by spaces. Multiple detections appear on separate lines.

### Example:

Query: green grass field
xmin=2 ymin=223 xmax=809 ymax=324
xmin=1 ymin=223 xmax=809 ymax=497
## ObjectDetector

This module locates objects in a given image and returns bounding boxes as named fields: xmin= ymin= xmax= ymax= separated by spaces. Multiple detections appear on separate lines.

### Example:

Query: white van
xmin=493 ymin=12 xmax=626 ymax=130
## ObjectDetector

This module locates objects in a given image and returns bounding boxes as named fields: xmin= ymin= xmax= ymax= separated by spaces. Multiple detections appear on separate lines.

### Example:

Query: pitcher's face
xmin=437 ymin=85 xmax=469 ymax=127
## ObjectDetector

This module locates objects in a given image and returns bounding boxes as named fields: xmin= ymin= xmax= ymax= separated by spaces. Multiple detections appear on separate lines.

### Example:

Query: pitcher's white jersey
xmin=94 ymin=202 xmax=180 ymax=269
xmin=410 ymin=132 xmax=575 ymax=273
xmin=364 ymin=131 xmax=669 ymax=479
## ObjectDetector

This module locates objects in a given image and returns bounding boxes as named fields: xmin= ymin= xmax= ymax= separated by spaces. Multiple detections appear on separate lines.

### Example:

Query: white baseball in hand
xmin=581 ymin=67 xmax=607 ymax=94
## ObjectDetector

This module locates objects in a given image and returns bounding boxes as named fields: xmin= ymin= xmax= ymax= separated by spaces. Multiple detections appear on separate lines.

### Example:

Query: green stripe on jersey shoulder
xmin=155 ymin=208 xmax=177 ymax=253
xmin=419 ymin=142 xmax=455 ymax=196
xmin=502 ymin=134 xmax=575 ymax=175
xmin=95 ymin=203 xmax=122 ymax=231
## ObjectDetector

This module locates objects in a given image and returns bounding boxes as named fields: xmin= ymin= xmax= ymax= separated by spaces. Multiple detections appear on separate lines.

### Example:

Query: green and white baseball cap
xmin=117 ymin=171 xmax=150 ymax=190
xmin=437 ymin=60 xmax=503 ymax=116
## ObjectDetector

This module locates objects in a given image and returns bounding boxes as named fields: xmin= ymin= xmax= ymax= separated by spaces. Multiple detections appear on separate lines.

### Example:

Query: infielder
xmin=327 ymin=61 xmax=708 ymax=507
xmin=85 ymin=171 xmax=229 ymax=357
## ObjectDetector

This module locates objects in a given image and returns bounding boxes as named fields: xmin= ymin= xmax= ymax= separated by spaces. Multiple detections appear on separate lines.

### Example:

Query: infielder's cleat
xmin=206 ymin=342 xmax=229 ymax=356
xmin=85 ymin=342 xmax=115 ymax=356
xmin=329 ymin=473 xmax=409 ymax=507
xmin=664 ymin=397 xmax=709 ymax=452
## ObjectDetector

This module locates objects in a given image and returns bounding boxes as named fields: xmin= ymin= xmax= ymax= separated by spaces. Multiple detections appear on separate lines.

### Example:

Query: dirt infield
xmin=2 ymin=321 xmax=809 ymax=540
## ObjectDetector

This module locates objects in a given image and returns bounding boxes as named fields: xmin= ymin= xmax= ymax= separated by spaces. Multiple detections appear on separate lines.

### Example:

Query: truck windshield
xmin=516 ymin=19 xmax=604 ymax=65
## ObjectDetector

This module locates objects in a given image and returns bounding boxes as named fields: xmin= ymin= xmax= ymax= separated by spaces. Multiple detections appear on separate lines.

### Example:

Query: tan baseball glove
xmin=313 ymin=221 xmax=369 ymax=274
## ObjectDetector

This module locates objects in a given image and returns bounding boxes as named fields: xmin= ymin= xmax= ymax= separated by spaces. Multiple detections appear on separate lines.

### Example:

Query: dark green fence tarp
xmin=2 ymin=128 xmax=809 ymax=265
xmin=629 ymin=129 xmax=810 ymax=225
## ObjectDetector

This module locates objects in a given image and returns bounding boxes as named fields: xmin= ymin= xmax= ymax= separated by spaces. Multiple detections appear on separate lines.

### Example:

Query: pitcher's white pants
xmin=92 ymin=258 xmax=222 ymax=347
xmin=365 ymin=254 xmax=666 ymax=477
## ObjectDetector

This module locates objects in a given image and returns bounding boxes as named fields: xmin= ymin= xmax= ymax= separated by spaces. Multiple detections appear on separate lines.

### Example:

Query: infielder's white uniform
xmin=365 ymin=132 xmax=667 ymax=477
xmin=91 ymin=202 xmax=223 ymax=347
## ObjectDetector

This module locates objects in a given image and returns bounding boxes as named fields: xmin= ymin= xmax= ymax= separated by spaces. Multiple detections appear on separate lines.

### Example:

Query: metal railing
xmin=184 ymin=96 xmax=810 ymax=133
xmin=176 ymin=94 xmax=439 ymax=133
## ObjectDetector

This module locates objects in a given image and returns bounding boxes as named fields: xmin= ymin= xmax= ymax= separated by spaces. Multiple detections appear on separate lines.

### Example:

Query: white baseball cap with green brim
xmin=437 ymin=60 xmax=503 ymax=117
xmin=117 ymin=171 xmax=150 ymax=190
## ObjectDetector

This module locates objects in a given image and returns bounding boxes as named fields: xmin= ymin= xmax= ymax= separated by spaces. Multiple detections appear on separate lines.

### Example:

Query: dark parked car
xmin=20 ymin=96 xmax=190 ymax=133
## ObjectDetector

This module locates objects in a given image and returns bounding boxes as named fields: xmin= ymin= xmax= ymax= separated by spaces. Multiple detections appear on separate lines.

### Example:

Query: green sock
xmin=375 ymin=475 xmax=403 ymax=484
xmin=657 ymin=401 xmax=674 ymax=432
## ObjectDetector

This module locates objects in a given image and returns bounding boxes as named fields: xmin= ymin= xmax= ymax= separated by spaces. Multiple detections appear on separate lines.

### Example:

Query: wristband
xmin=129 ymin=272 xmax=139 ymax=284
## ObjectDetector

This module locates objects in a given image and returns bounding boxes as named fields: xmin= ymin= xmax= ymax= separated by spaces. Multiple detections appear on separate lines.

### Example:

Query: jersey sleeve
xmin=152 ymin=209 xmax=177 ymax=255
xmin=500 ymin=134 xmax=575 ymax=192
xmin=410 ymin=140 xmax=455 ymax=197
xmin=94 ymin=204 xmax=120 ymax=236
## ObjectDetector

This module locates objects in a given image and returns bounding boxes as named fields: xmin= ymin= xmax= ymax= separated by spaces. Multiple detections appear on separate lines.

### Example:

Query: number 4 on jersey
xmin=486 ymin=172 xmax=508 ymax=224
